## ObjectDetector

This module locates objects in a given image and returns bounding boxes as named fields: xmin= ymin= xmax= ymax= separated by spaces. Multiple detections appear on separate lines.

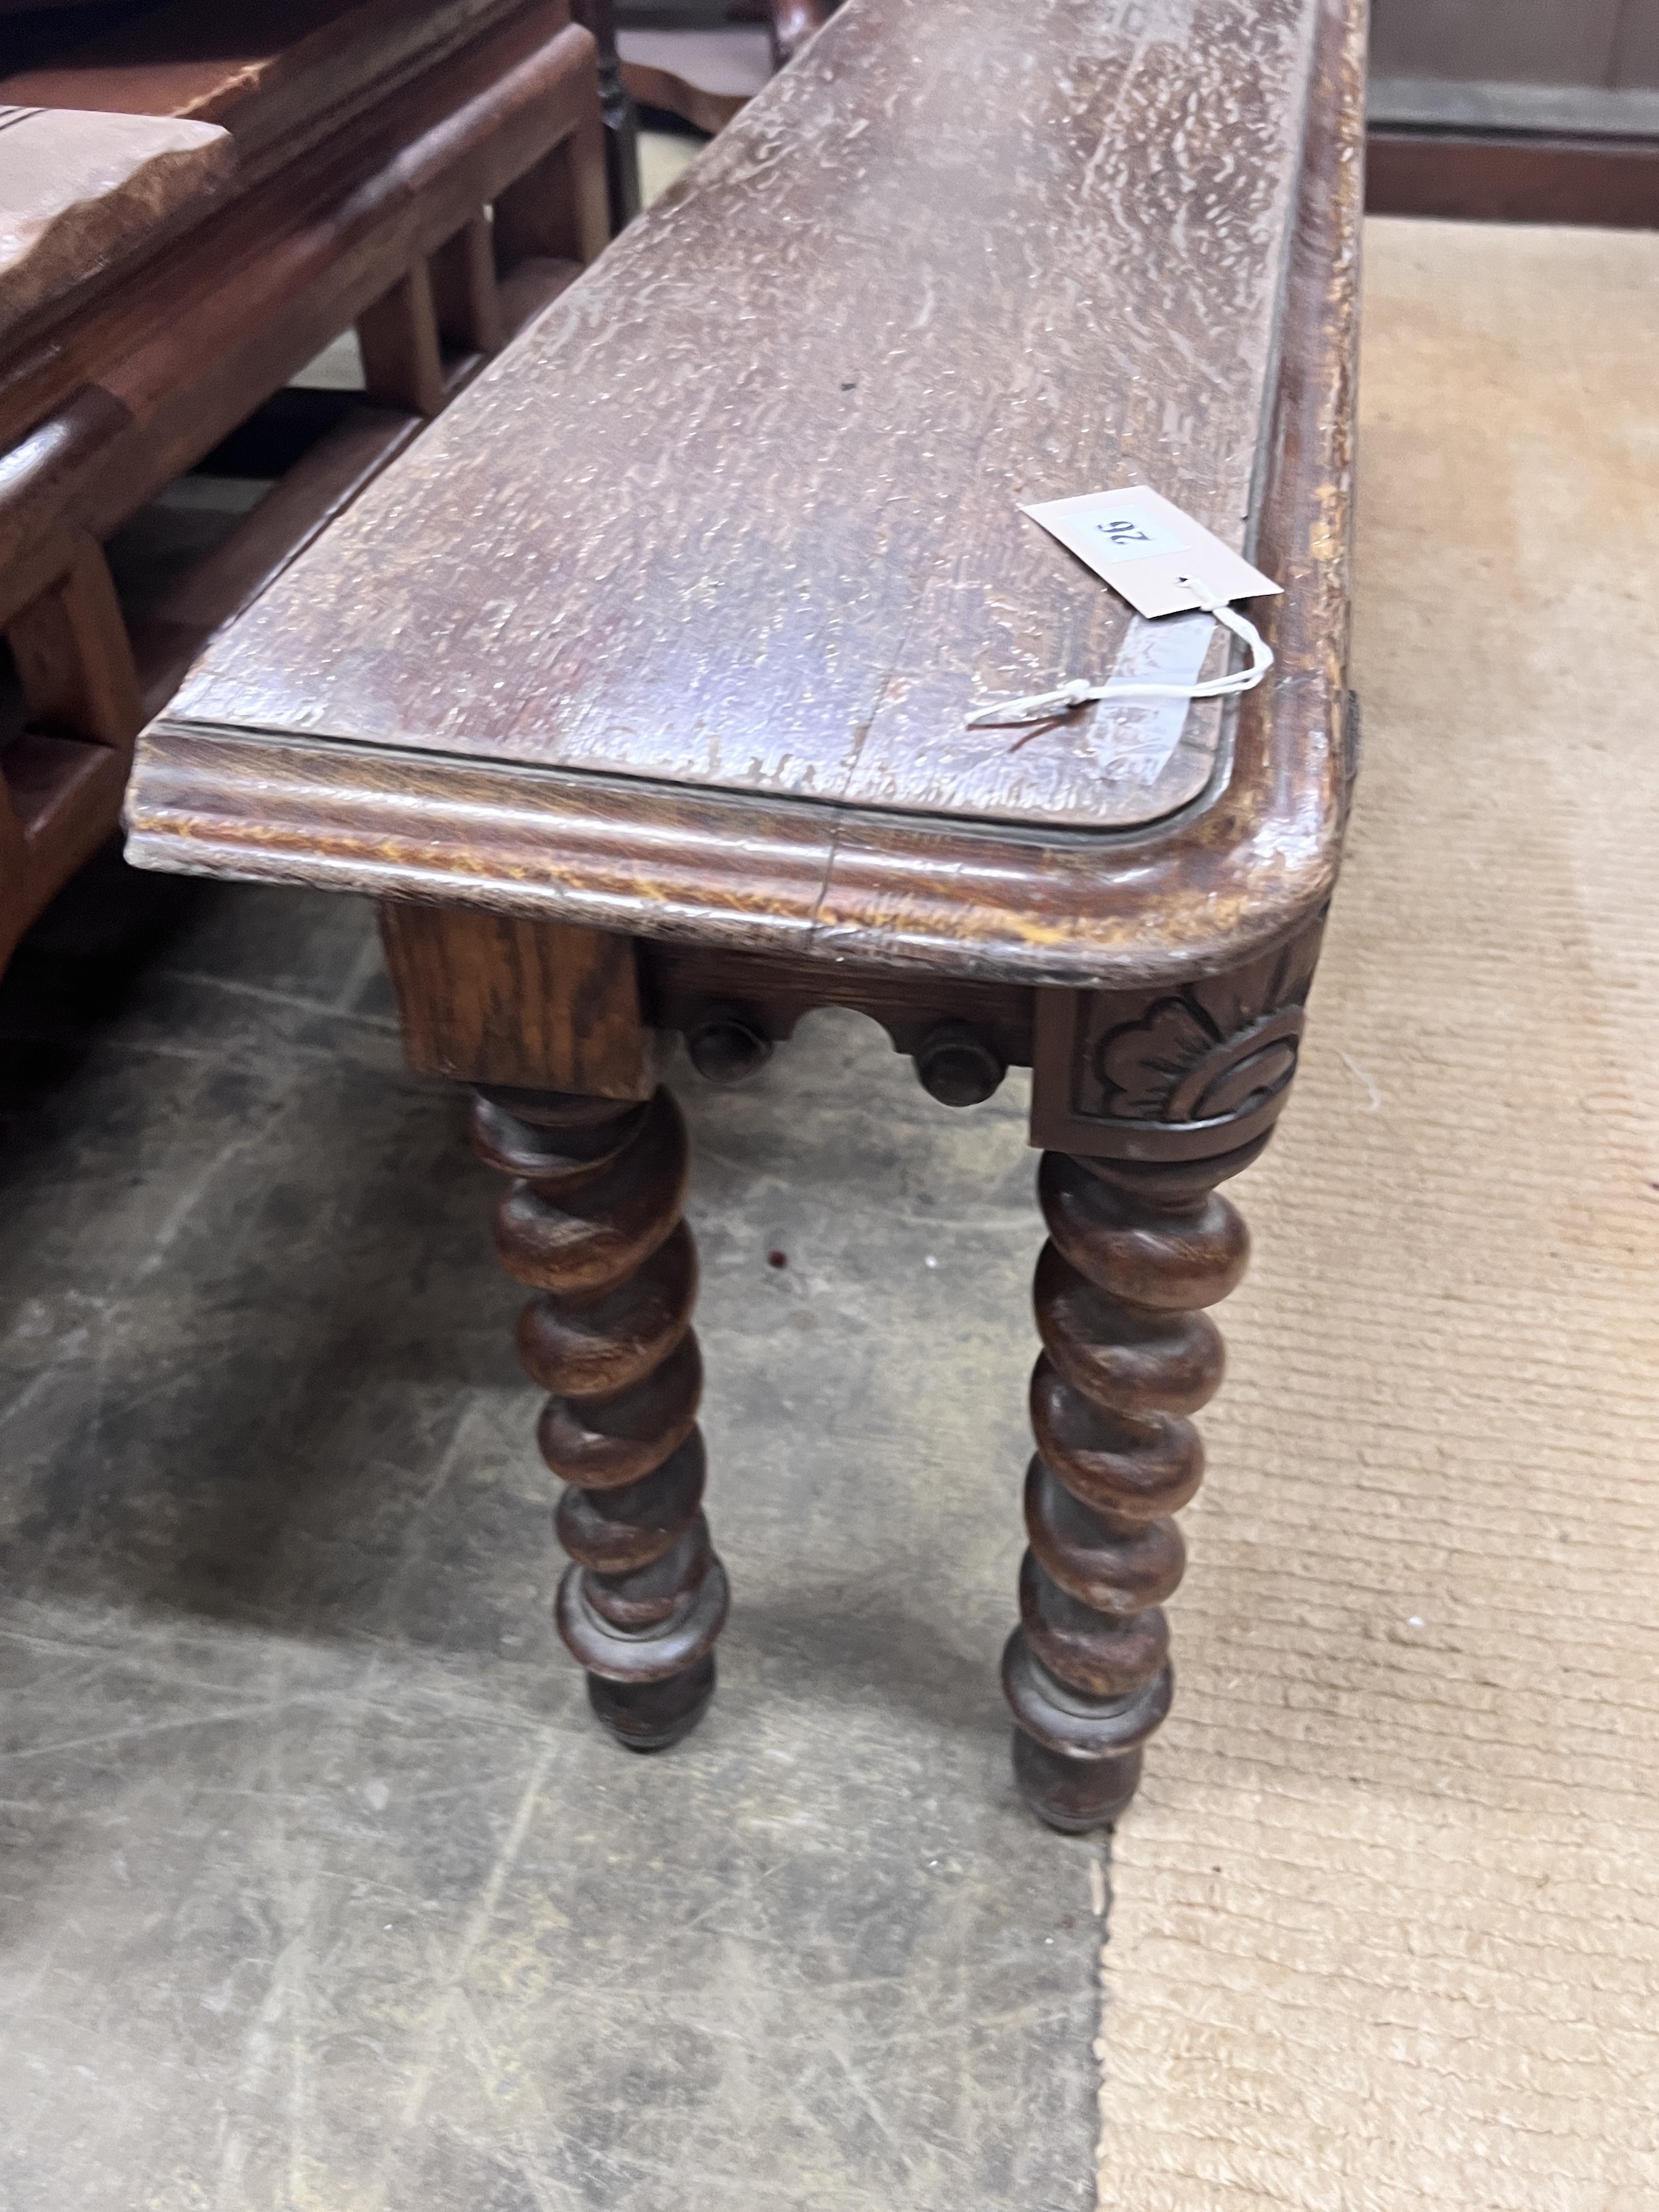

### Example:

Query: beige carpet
xmin=1097 ymin=217 xmax=1659 ymax=2210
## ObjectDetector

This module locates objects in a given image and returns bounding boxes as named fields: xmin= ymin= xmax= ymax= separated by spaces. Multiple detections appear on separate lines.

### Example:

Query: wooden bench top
xmin=0 ymin=103 xmax=232 ymax=344
xmin=129 ymin=0 xmax=1363 ymax=988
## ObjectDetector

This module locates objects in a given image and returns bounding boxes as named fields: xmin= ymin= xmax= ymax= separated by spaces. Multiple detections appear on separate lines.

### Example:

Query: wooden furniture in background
xmin=1367 ymin=0 xmax=1659 ymax=224
xmin=614 ymin=26 xmax=764 ymax=137
xmin=0 ymin=103 xmax=231 ymax=334
xmin=560 ymin=0 xmax=641 ymax=230
xmin=1366 ymin=126 xmax=1659 ymax=224
xmin=0 ymin=0 xmax=608 ymax=976
xmin=613 ymin=0 xmax=834 ymax=136
xmin=127 ymin=0 xmax=1363 ymax=1832
xmin=1371 ymin=0 xmax=1658 ymax=99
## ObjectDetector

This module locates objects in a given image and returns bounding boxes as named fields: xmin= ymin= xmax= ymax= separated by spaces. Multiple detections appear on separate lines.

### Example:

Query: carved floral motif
xmin=1083 ymin=917 xmax=1325 ymax=1129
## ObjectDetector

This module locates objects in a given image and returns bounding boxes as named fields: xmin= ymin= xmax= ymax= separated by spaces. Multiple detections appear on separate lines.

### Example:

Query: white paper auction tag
xmin=1020 ymin=485 xmax=1281 ymax=619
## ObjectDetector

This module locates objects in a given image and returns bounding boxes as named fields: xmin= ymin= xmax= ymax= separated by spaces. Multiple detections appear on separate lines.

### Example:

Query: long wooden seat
xmin=128 ymin=0 xmax=1364 ymax=1834
xmin=0 ymin=0 xmax=608 ymax=974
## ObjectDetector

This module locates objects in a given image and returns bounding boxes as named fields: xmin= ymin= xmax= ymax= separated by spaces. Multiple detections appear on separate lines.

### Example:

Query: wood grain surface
xmin=130 ymin=0 xmax=1361 ymax=987
xmin=382 ymin=902 xmax=658 ymax=1095
xmin=151 ymin=0 xmax=1323 ymax=834
xmin=0 ymin=104 xmax=232 ymax=344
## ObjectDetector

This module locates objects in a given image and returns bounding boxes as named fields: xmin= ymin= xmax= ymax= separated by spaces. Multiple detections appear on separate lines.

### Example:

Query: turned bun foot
xmin=588 ymin=1652 xmax=719 ymax=1750
xmin=1012 ymin=1729 xmax=1144 ymax=1834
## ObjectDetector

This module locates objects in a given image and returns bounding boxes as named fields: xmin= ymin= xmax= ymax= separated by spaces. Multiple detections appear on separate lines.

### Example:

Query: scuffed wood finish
xmin=0 ymin=105 xmax=233 ymax=345
xmin=145 ymin=0 xmax=1324 ymax=836
xmin=117 ymin=0 xmax=1364 ymax=1829
xmin=131 ymin=0 xmax=1363 ymax=989
xmin=382 ymin=903 xmax=658 ymax=1097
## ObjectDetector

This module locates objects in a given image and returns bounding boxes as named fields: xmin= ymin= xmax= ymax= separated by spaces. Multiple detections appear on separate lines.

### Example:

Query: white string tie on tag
xmin=964 ymin=574 xmax=1274 ymax=729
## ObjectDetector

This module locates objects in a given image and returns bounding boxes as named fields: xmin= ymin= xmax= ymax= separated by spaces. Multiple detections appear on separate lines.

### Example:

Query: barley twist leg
xmin=1004 ymin=1146 xmax=1251 ymax=1830
xmin=472 ymin=1084 xmax=726 ymax=1749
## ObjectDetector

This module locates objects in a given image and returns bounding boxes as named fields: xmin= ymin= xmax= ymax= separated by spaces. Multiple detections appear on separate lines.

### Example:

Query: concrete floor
xmin=0 ymin=867 xmax=1104 ymax=2209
